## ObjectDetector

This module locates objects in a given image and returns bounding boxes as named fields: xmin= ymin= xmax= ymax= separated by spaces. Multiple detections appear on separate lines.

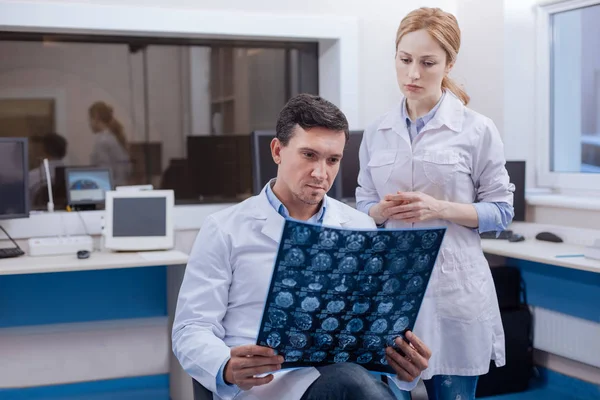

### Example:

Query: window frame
xmin=536 ymin=0 xmax=600 ymax=192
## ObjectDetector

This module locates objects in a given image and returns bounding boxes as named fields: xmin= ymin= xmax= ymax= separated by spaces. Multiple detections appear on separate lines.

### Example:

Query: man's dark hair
xmin=42 ymin=132 xmax=68 ymax=160
xmin=275 ymin=93 xmax=349 ymax=146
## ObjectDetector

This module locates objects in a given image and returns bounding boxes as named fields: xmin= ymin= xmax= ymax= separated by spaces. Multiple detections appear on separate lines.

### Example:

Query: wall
xmin=0 ymin=41 xmax=185 ymax=172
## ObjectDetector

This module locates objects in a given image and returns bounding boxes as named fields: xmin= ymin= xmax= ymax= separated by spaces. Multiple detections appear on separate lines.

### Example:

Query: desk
xmin=0 ymin=248 xmax=189 ymax=397
xmin=480 ymin=223 xmax=600 ymax=372
xmin=0 ymin=249 xmax=189 ymax=276
xmin=481 ymin=239 xmax=600 ymax=274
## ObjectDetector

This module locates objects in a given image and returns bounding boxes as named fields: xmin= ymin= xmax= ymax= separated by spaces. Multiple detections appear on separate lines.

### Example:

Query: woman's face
xmin=89 ymin=114 xmax=104 ymax=133
xmin=395 ymin=29 xmax=452 ymax=102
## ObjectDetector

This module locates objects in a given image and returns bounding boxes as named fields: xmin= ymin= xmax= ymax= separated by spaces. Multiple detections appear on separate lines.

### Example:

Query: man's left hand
xmin=386 ymin=331 xmax=432 ymax=382
xmin=384 ymin=192 xmax=444 ymax=223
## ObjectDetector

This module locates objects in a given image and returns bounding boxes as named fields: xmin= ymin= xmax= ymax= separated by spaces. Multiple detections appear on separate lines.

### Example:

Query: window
xmin=0 ymin=34 xmax=318 ymax=209
xmin=537 ymin=0 xmax=600 ymax=191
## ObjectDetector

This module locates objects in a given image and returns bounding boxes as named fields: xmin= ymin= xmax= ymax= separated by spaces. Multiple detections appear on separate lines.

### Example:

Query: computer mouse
xmin=535 ymin=231 xmax=563 ymax=243
xmin=508 ymin=234 xmax=525 ymax=242
xmin=77 ymin=250 xmax=91 ymax=259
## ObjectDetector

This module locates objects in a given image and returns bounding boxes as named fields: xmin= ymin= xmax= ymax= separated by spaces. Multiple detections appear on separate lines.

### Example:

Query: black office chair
xmin=192 ymin=378 xmax=213 ymax=400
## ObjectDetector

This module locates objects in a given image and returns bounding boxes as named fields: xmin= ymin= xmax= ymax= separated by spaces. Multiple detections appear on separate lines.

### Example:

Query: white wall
xmin=36 ymin=0 xmax=456 ymax=128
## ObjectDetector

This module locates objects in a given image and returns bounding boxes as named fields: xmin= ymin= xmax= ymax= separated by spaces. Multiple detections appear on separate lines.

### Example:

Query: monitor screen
xmin=505 ymin=161 xmax=526 ymax=222
xmin=112 ymin=197 xmax=166 ymax=237
xmin=0 ymin=138 xmax=29 ymax=220
xmin=65 ymin=168 xmax=112 ymax=205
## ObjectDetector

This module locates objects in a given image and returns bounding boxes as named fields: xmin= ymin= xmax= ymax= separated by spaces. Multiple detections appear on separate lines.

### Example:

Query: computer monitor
xmin=65 ymin=167 xmax=113 ymax=206
xmin=103 ymin=189 xmax=174 ymax=251
xmin=505 ymin=161 xmax=526 ymax=222
xmin=338 ymin=130 xmax=363 ymax=201
xmin=0 ymin=137 xmax=29 ymax=220
xmin=250 ymin=130 xmax=342 ymax=197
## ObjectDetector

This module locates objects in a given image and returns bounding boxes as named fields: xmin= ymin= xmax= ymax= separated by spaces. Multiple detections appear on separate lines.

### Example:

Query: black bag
xmin=476 ymin=267 xmax=534 ymax=397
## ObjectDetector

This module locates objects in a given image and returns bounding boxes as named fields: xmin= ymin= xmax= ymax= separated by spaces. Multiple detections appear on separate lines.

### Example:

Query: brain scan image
xmin=377 ymin=300 xmax=394 ymax=314
xmin=346 ymin=318 xmax=364 ymax=333
xmin=326 ymin=300 xmax=346 ymax=314
xmin=389 ymin=255 xmax=408 ymax=274
xmin=293 ymin=226 xmax=312 ymax=244
xmin=360 ymin=275 xmax=379 ymax=294
xmin=364 ymin=256 xmax=384 ymax=274
xmin=413 ymin=253 xmax=430 ymax=271
xmin=382 ymin=278 xmax=401 ymax=294
xmin=321 ymin=317 xmax=340 ymax=331
xmin=363 ymin=335 xmax=382 ymax=350
xmin=275 ymin=291 xmax=294 ymax=308
xmin=289 ymin=332 xmax=308 ymax=349
xmin=285 ymin=350 xmax=303 ymax=362
xmin=357 ymin=352 xmax=373 ymax=364
xmin=334 ymin=352 xmax=350 ymax=363
xmin=401 ymin=301 xmax=414 ymax=312
xmin=319 ymin=231 xmax=339 ymax=248
xmin=310 ymin=351 xmax=328 ymax=362
xmin=372 ymin=235 xmax=390 ymax=251
xmin=337 ymin=334 xmax=357 ymax=350
xmin=285 ymin=248 xmax=305 ymax=267
xmin=393 ymin=316 xmax=409 ymax=332
xmin=314 ymin=333 xmax=334 ymax=348
xmin=346 ymin=234 xmax=366 ymax=251
xmin=308 ymin=274 xmax=328 ymax=291
xmin=352 ymin=300 xmax=370 ymax=314
xmin=295 ymin=313 xmax=313 ymax=331
xmin=370 ymin=318 xmax=388 ymax=334
xmin=258 ymin=221 xmax=445 ymax=373
xmin=301 ymin=296 xmax=321 ymax=312
xmin=421 ymin=231 xmax=438 ymax=249
xmin=338 ymin=255 xmax=359 ymax=273
xmin=396 ymin=234 xmax=415 ymax=251
xmin=406 ymin=276 xmax=424 ymax=293
xmin=266 ymin=332 xmax=281 ymax=348
xmin=311 ymin=252 xmax=332 ymax=271
xmin=269 ymin=309 xmax=287 ymax=328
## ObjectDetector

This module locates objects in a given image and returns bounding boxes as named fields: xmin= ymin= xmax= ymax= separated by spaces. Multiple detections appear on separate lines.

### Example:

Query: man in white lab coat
xmin=172 ymin=94 xmax=432 ymax=400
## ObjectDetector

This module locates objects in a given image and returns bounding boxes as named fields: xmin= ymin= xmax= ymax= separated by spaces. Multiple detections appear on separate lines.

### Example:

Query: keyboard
xmin=480 ymin=230 xmax=513 ymax=240
xmin=0 ymin=247 xmax=25 ymax=259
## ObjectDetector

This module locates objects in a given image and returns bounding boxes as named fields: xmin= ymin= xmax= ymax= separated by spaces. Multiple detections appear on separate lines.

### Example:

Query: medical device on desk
xmin=102 ymin=189 xmax=174 ymax=251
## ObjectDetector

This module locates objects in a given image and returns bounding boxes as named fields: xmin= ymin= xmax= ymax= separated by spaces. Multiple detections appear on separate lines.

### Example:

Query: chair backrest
xmin=192 ymin=378 xmax=213 ymax=400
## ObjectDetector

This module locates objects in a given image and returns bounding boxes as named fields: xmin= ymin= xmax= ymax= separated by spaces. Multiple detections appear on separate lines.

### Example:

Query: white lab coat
xmin=172 ymin=187 xmax=418 ymax=400
xmin=356 ymin=91 xmax=511 ymax=379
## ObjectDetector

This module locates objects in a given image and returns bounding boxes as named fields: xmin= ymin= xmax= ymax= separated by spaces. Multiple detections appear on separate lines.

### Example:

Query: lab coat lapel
xmin=422 ymin=91 xmax=464 ymax=133
xmin=378 ymin=103 xmax=412 ymax=147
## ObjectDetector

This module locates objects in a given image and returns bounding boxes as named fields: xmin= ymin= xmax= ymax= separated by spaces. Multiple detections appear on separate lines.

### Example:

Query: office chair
xmin=192 ymin=378 xmax=213 ymax=400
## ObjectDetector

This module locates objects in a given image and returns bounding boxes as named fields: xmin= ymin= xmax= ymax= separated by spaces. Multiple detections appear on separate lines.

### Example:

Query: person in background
xmin=29 ymin=132 xmax=68 ymax=198
xmin=355 ymin=7 xmax=514 ymax=400
xmin=88 ymin=101 xmax=131 ymax=186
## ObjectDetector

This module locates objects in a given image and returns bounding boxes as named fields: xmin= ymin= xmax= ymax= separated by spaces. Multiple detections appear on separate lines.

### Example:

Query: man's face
xmin=271 ymin=125 xmax=345 ymax=205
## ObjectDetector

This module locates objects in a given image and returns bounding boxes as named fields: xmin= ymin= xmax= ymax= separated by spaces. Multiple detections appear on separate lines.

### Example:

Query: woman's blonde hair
xmin=89 ymin=101 xmax=128 ymax=149
xmin=395 ymin=7 xmax=470 ymax=105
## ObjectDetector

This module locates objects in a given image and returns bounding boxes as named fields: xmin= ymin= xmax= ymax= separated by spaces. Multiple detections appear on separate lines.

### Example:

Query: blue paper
xmin=256 ymin=219 xmax=446 ymax=374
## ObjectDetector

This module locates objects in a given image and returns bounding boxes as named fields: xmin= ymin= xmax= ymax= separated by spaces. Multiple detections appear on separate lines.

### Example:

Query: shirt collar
xmin=265 ymin=179 xmax=327 ymax=224
xmin=401 ymin=90 xmax=446 ymax=129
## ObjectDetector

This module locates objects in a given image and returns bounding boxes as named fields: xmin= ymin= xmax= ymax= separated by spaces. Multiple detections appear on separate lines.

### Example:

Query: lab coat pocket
xmin=367 ymin=150 xmax=397 ymax=188
xmin=422 ymin=150 xmax=459 ymax=186
xmin=435 ymin=248 xmax=491 ymax=323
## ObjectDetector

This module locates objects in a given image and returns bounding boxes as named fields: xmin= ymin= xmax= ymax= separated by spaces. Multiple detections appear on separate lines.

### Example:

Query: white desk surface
xmin=481 ymin=239 xmax=600 ymax=274
xmin=0 ymin=249 xmax=189 ymax=276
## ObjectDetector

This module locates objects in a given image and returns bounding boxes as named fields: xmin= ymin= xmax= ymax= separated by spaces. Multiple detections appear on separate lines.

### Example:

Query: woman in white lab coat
xmin=356 ymin=7 xmax=514 ymax=400
xmin=88 ymin=101 xmax=131 ymax=186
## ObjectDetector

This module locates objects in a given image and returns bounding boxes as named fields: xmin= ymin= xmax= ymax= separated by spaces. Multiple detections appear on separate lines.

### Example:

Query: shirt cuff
xmin=473 ymin=202 xmax=500 ymax=233
xmin=216 ymin=357 xmax=240 ymax=399
xmin=387 ymin=373 xmax=420 ymax=393
xmin=362 ymin=201 xmax=386 ymax=228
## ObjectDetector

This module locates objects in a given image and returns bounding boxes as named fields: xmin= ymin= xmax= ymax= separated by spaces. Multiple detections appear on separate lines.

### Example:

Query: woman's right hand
xmin=368 ymin=197 xmax=407 ymax=225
